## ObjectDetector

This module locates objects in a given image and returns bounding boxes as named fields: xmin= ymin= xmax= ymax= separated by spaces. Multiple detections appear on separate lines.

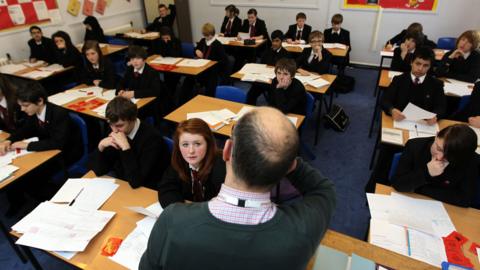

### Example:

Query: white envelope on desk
xmin=402 ymin=103 xmax=436 ymax=121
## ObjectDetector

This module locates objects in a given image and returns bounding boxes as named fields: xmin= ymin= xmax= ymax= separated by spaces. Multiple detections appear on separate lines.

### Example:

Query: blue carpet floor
xmin=0 ymin=66 xmax=378 ymax=269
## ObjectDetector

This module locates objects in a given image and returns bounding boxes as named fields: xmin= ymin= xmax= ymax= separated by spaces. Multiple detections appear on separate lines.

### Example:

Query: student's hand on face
xmin=119 ymin=91 xmax=134 ymax=99
xmin=427 ymin=157 xmax=448 ymax=177
xmin=93 ymin=80 xmax=101 ymax=86
xmin=195 ymin=49 xmax=204 ymax=59
xmin=276 ymin=76 xmax=291 ymax=89
xmin=297 ymin=68 xmax=310 ymax=76
xmin=425 ymin=116 xmax=437 ymax=125
xmin=468 ymin=116 xmax=480 ymax=128
xmin=400 ymin=42 xmax=408 ymax=53
xmin=11 ymin=141 xmax=28 ymax=150
xmin=0 ymin=141 xmax=12 ymax=155
xmin=98 ymin=137 xmax=117 ymax=152
xmin=391 ymin=109 xmax=406 ymax=121
xmin=110 ymin=132 xmax=130 ymax=151
xmin=449 ymin=49 xmax=464 ymax=59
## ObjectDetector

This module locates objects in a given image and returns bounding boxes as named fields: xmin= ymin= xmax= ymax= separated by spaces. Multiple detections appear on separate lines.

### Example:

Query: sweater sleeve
xmin=391 ymin=140 xmax=430 ymax=192
xmin=134 ymin=67 xmax=161 ymax=98
xmin=26 ymin=108 xmax=68 ymax=152
xmin=381 ymin=76 xmax=401 ymax=115
xmin=158 ymin=166 xmax=186 ymax=208
xmin=90 ymin=147 xmax=117 ymax=176
xmin=283 ymin=158 xmax=336 ymax=249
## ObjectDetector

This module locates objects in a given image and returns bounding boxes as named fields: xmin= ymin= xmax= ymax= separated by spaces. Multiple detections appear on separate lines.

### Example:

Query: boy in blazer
xmin=386 ymin=22 xmax=437 ymax=49
xmin=239 ymin=8 xmax=268 ymax=40
xmin=27 ymin=26 xmax=56 ymax=64
xmin=390 ymin=32 xmax=423 ymax=72
xmin=285 ymin=12 xmax=312 ymax=44
xmin=296 ymin=31 xmax=332 ymax=75
xmin=91 ymin=97 xmax=170 ymax=189
xmin=324 ymin=14 xmax=351 ymax=70
xmin=145 ymin=4 xmax=176 ymax=32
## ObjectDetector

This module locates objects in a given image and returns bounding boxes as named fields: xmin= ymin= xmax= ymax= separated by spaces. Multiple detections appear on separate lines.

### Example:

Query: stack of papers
xmin=149 ymin=56 xmax=182 ymax=65
xmin=176 ymin=59 xmax=210 ymax=67
xmin=0 ymin=137 xmax=39 ymax=182
xmin=238 ymin=32 xmax=250 ymax=40
xmin=48 ymin=87 xmax=109 ymax=106
xmin=241 ymin=73 xmax=272 ymax=83
xmin=0 ymin=165 xmax=19 ymax=183
xmin=239 ymin=63 xmax=275 ymax=82
xmin=381 ymin=128 xmax=403 ymax=145
xmin=323 ymin=43 xmax=347 ymax=50
xmin=12 ymin=201 xmax=115 ymax=252
xmin=281 ymin=42 xmax=311 ymax=49
xmin=39 ymin=64 xmax=64 ymax=72
xmin=187 ymin=109 xmax=236 ymax=126
xmin=367 ymin=192 xmax=453 ymax=266
xmin=0 ymin=64 xmax=26 ymax=74
xmin=307 ymin=77 xmax=331 ymax=88
xmin=110 ymin=203 xmax=163 ymax=270
xmin=22 ymin=70 xmax=54 ymax=79
xmin=444 ymin=79 xmax=473 ymax=96
xmin=387 ymin=71 xmax=403 ymax=79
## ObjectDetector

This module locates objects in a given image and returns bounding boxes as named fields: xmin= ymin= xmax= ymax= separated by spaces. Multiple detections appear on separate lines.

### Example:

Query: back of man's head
xmin=231 ymin=107 xmax=299 ymax=189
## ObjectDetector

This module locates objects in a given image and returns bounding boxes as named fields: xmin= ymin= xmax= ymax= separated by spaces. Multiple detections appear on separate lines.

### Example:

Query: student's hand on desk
xmin=0 ymin=141 xmax=12 ymax=155
xmin=391 ymin=109 xmax=406 ymax=121
xmin=195 ymin=50 xmax=204 ymax=59
xmin=297 ymin=68 xmax=310 ymax=76
xmin=427 ymin=157 xmax=448 ymax=177
xmin=98 ymin=137 xmax=118 ymax=152
xmin=468 ymin=116 xmax=480 ymax=128
xmin=286 ymin=38 xmax=293 ymax=44
xmin=424 ymin=116 xmax=437 ymax=125
xmin=11 ymin=141 xmax=28 ymax=150
xmin=93 ymin=80 xmax=101 ymax=86
xmin=110 ymin=132 xmax=131 ymax=151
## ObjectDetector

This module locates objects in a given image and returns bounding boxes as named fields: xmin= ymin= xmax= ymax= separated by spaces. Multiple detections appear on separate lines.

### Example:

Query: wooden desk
xmin=122 ymin=31 xmax=160 ymax=41
xmin=164 ymin=95 xmax=305 ymax=137
xmin=146 ymin=55 xmax=217 ymax=76
xmin=283 ymin=44 xmax=349 ymax=57
xmin=222 ymin=39 xmax=266 ymax=48
xmin=76 ymin=43 xmax=128 ymax=56
xmin=0 ymin=131 xmax=9 ymax=142
xmin=375 ymin=184 xmax=480 ymax=270
xmin=380 ymin=48 xmax=446 ymax=61
xmin=4 ymin=64 xmax=74 ymax=81
xmin=57 ymin=84 xmax=156 ymax=120
xmin=381 ymin=112 xmax=465 ymax=146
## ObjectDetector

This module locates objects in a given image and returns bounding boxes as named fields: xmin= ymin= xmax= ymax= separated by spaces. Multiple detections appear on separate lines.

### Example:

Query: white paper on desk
xmin=216 ymin=36 xmax=237 ymax=44
xmin=23 ymin=60 xmax=46 ymax=68
xmin=92 ymin=102 xmax=108 ymax=117
xmin=22 ymin=70 xmax=53 ymax=79
xmin=39 ymin=64 xmax=64 ymax=72
xmin=381 ymin=128 xmax=403 ymax=145
xmin=150 ymin=56 xmax=182 ymax=65
xmin=402 ymin=103 xmax=436 ymax=121
xmin=281 ymin=42 xmax=311 ymax=49
xmin=0 ymin=64 xmax=26 ymax=74
xmin=408 ymin=228 xmax=447 ymax=267
xmin=307 ymin=78 xmax=331 ymax=88
xmin=287 ymin=116 xmax=298 ymax=126
xmin=388 ymin=71 xmax=403 ymax=79
xmin=394 ymin=120 xmax=439 ymax=135
xmin=323 ymin=43 xmax=347 ymax=50
xmin=187 ymin=109 xmax=236 ymax=126
xmin=50 ymin=178 xmax=86 ymax=204
xmin=110 ymin=226 xmax=149 ymax=270
xmin=366 ymin=193 xmax=391 ymax=220
xmin=126 ymin=206 xmax=159 ymax=218
xmin=444 ymin=82 xmax=473 ymax=97
xmin=70 ymin=178 xmax=119 ymax=210
xmin=53 ymin=251 xmax=76 ymax=260
xmin=33 ymin=0 xmax=49 ymax=20
xmin=238 ymin=32 xmax=250 ymax=40
xmin=234 ymin=106 xmax=255 ymax=120
xmin=369 ymin=219 xmax=408 ymax=256
xmin=295 ymin=74 xmax=320 ymax=84
xmin=176 ymin=59 xmax=210 ymax=67
xmin=136 ymin=216 xmax=156 ymax=237
xmin=241 ymin=73 xmax=271 ymax=83
xmin=102 ymin=90 xmax=116 ymax=101
xmin=0 ymin=165 xmax=19 ymax=182
xmin=48 ymin=92 xmax=82 ymax=105
xmin=408 ymin=130 xmax=435 ymax=141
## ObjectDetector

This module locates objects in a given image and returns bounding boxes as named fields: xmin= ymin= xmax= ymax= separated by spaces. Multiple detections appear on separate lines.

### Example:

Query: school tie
xmin=414 ymin=77 xmax=420 ymax=85
xmin=134 ymin=71 xmax=140 ymax=78
xmin=296 ymin=30 xmax=302 ymax=40
xmin=249 ymin=25 xmax=255 ymax=37
xmin=226 ymin=20 xmax=232 ymax=35
xmin=38 ymin=119 xmax=45 ymax=127
xmin=191 ymin=169 xmax=204 ymax=202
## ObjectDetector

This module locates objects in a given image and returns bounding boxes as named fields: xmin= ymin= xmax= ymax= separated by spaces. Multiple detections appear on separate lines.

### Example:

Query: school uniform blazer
xmin=117 ymin=64 xmax=162 ymax=98
xmin=53 ymin=47 xmax=83 ymax=69
xmin=390 ymin=47 xmax=413 ymax=72
xmin=240 ymin=18 xmax=268 ymax=39
xmin=158 ymin=153 xmax=226 ymax=208
xmin=452 ymin=82 xmax=480 ymax=122
xmin=151 ymin=37 xmax=182 ymax=57
xmin=260 ymin=47 xmax=290 ymax=66
xmin=435 ymin=50 xmax=480 ymax=83
xmin=146 ymin=4 xmax=176 ymax=32
xmin=381 ymin=73 xmax=446 ymax=118
xmin=391 ymin=137 xmax=479 ymax=207
xmin=386 ymin=29 xmax=437 ymax=48
xmin=80 ymin=57 xmax=116 ymax=89
xmin=324 ymin=28 xmax=351 ymax=52
xmin=91 ymin=121 xmax=170 ymax=190
xmin=220 ymin=16 xmax=242 ymax=37
xmin=195 ymin=38 xmax=227 ymax=69
xmin=268 ymin=77 xmax=307 ymax=115
xmin=0 ymin=96 xmax=23 ymax=133
xmin=8 ymin=103 xmax=82 ymax=165
xmin=296 ymin=47 xmax=332 ymax=75
xmin=285 ymin=24 xmax=312 ymax=41
xmin=28 ymin=37 xmax=56 ymax=64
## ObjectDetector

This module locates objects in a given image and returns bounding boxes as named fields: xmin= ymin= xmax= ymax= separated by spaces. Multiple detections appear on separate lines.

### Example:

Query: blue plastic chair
xmin=305 ymin=92 xmax=315 ymax=120
xmin=181 ymin=42 xmax=195 ymax=58
xmin=67 ymin=113 xmax=89 ymax=176
xmin=388 ymin=152 xmax=402 ymax=182
xmin=163 ymin=136 xmax=174 ymax=154
xmin=456 ymin=95 xmax=471 ymax=113
xmin=437 ymin=37 xmax=456 ymax=50
xmin=215 ymin=85 xmax=247 ymax=103
xmin=105 ymin=36 xmax=129 ymax=46
xmin=61 ymin=82 xmax=78 ymax=91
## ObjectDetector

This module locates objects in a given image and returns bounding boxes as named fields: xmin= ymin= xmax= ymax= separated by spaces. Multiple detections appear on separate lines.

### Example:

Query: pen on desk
xmin=69 ymin=188 xmax=84 ymax=206
xmin=414 ymin=124 xmax=419 ymax=137
xmin=406 ymin=227 xmax=411 ymax=256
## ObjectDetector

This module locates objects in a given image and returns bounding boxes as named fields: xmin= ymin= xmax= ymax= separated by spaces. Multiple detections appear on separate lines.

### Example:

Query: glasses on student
xmin=310 ymin=39 xmax=323 ymax=43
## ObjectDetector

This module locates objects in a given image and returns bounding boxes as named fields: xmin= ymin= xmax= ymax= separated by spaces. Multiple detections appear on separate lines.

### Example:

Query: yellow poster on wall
xmin=67 ymin=0 xmax=81 ymax=16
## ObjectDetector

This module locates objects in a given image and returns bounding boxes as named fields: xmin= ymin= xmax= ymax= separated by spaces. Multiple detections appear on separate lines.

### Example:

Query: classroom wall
xmin=188 ymin=0 xmax=480 ymax=66
xmin=0 ymin=1 xmax=146 ymax=61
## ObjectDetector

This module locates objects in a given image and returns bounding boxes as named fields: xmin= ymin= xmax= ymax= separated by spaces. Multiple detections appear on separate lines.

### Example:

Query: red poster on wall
xmin=0 ymin=0 xmax=60 ymax=31
xmin=343 ymin=0 xmax=439 ymax=12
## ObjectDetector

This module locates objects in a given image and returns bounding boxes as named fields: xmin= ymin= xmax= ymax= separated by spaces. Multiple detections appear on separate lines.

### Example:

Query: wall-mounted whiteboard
xmin=210 ymin=0 xmax=319 ymax=9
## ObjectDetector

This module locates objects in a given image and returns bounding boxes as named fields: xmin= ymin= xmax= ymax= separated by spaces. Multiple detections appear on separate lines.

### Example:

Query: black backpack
xmin=324 ymin=104 xmax=350 ymax=132
xmin=331 ymin=74 xmax=355 ymax=93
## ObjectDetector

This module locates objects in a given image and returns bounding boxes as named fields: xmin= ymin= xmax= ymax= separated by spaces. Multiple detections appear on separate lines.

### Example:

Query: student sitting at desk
xmin=391 ymin=124 xmax=478 ymax=207
xmin=117 ymin=45 xmax=162 ymax=99
xmin=451 ymin=81 xmax=480 ymax=127
xmin=0 ymin=75 xmax=22 ymax=133
xmin=296 ymin=30 xmax=332 ymax=75
xmin=366 ymin=47 xmax=447 ymax=192
xmin=27 ymin=25 xmax=56 ymax=64
xmin=220 ymin=4 xmax=241 ymax=37
xmin=240 ymin=8 xmax=268 ymax=40
xmin=52 ymin=31 xmax=83 ymax=69
xmin=386 ymin=22 xmax=437 ymax=49
xmin=158 ymin=118 xmax=225 ymax=208
xmin=145 ymin=4 xmax=176 ymax=33
xmin=80 ymin=40 xmax=116 ymax=89
xmin=391 ymin=32 xmax=423 ymax=72
xmin=83 ymin=16 xmax=106 ymax=43
xmin=246 ymin=30 xmax=290 ymax=105
xmin=324 ymin=13 xmax=351 ymax=68
xmin=180 ymin=23 xmax=226 ymax=104
xmin=91 ymin=97 xmax=170 ymax=189
xmin=285 ymin=12 xmax=312 ymax=44
xmin=267 ymin=58 xmax=307 ymax=115
xmin=435 ymin=30 xmax=480 ymax=83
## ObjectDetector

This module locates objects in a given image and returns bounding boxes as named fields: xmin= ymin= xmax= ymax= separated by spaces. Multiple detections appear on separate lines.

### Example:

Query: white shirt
xmin=127 ymin=118 xmax=141 ymax=140
xmin=134 ymin=65 xmax=145 ymax=74
xmin=0 ymin=97 xmax=7 ymax=119
xmin=205 ymin=37 xmax=216 ymax=46
xmin=36 ymin=104 xmax=46 ymax=122
xmin=308 ymin=49 xmax=319 ymax=63
xmin=410 ymin=73 xmax=426 ymax=84
xmin=332 ymin=29 xmax=341 ymax=35
xmin=92 ymin=63 xmax=100 ymax=69
xmin=35 ymin=40 xmax=42 ymax=45
xmin=463 ymin=51 xmax=471 ymax=59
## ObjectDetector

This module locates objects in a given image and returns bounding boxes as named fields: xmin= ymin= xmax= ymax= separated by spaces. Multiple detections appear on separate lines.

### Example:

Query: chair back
xmin=215 ymin=85 xmax=247 ymax=103
xmin=437 ymin=37 xmax=456 ymax=50
xmin=181 ymin=42 xmax=195 ymax=58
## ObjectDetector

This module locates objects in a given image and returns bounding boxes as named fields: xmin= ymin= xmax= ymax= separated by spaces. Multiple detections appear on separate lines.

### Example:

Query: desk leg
xmin=368 ymin=89 xmax=382 ymax=138
xmin=20 ymin=245 xmax=43 ymax=270
xmin=373 ymin=56 xmax=384 ymax=97
xmin=0 ymin=220 xmax=27 ymax=263
xmin=314 ymin=94 xmax=324 ymax=145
